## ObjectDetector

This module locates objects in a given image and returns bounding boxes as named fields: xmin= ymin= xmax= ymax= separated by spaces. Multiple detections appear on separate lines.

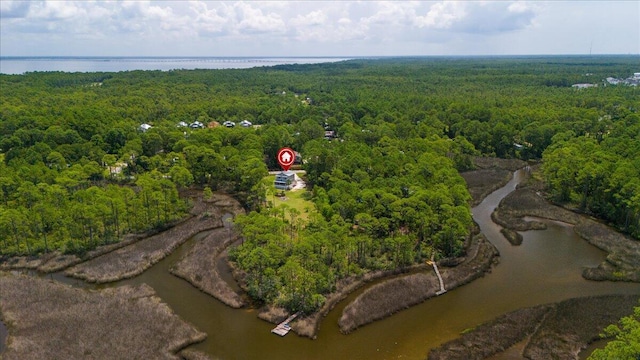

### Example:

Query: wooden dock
xmin=427 ymin=260 xmax=447 ymax=295
xmin=271 ymin=313 xmax=299 ymax=337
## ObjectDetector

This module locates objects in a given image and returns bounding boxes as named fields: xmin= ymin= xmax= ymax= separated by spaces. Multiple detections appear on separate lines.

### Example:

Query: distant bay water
xmin=0 ymin=57 xmax=353 ymax=75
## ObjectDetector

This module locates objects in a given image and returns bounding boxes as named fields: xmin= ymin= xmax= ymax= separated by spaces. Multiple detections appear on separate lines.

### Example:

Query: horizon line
xmin=2 ymin=54 xmax=639 ymax=59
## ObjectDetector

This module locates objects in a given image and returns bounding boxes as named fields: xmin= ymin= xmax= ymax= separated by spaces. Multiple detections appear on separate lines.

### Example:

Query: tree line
xmin=1 ymin=56 xmax=638 ymax=312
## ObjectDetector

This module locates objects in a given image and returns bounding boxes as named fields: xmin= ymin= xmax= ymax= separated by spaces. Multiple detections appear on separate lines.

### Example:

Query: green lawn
xmin=264 ymin=175 xmax=315 ymax=220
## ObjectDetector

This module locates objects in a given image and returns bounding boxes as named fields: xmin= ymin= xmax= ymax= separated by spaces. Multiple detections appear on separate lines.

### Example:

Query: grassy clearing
xmin=0 ymin=273 xmax=206 ymax=360
xmin=264 ymin=175 xmax=315 ymax=221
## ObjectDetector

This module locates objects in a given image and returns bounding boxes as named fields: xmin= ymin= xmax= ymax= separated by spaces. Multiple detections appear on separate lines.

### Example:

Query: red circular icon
xmin=277 ymin=147 xmax=295 ymax=171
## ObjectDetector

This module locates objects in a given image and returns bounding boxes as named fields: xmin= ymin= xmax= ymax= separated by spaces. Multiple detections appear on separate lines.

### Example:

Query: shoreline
xmin=0 ymin=193 xmax=208 ymax=274
xmin=242 ymin=157 xmax=524 ymax=338
xmin=492 ymin=169 xmax=640 ymax=282
xmin=62 ymin=193 xmax=242 ymax=284
xmin=0 ymin=273 xmax=207 ymax=359
xmin=2 ymin=157 xmax=636 ymax=358
xmin=0 ymin=191 xmax=242 ymax=359
xmin=428 ymin=295 xmax=639 ymax=360
xmin=170 ymin=227 xmax=246 ymax=309
xmin=337 ymin=232 xmax=498 ymax=334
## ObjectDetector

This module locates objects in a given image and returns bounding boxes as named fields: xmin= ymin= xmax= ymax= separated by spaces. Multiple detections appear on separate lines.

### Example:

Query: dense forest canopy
xmin=1 ymin=56 xmax=638 ymax=311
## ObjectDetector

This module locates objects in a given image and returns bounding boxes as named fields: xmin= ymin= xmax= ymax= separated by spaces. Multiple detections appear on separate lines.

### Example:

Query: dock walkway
xmin=428 ymin=260 xmax=447 ymax=295
xmin=271 ymin=313 xmax=299 ymax=337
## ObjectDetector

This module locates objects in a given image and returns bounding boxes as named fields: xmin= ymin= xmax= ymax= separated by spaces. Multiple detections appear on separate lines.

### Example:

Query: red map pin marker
xmin=277 ymin=147 xmax=295 ymax=171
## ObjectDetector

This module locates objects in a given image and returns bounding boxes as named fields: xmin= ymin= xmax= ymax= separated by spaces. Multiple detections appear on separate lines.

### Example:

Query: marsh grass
xmin=0 ymin=273 xmax=206 ymax=360
xmin=65 ymin=215 xmax=220 ymax=283
xmin=180 ymin=348 xmax=219 ymax=360
xmin=495 ymin=178 xmax=640 ymax=282
xmin=523 ymin=295 xmax=639 ymax=359
xmin=428 ymin=295 xmax=639 ymax=360
xmin=460 ymin=157 xmax=527 ymax=206
xmin=64 ymin=197 xmax=229 ymax=283
xmin=339 ymin=234 xmax=499 ymax=334
xmin=500 ymin=228 xmax=523 ymax=245
xmin=171 ymin=228 xmax=245 ymax=308
xmin=428 ymin=305 xmax=553 ymax=360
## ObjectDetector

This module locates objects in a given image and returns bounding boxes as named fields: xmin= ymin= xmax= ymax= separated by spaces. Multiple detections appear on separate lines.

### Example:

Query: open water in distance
xmin=0 ymin=57 xmax=353 ymax=75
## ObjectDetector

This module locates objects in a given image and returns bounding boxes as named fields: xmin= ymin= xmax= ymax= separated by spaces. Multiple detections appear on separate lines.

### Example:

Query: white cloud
xmin=415 ymin=2 xmax=467 ymax=29
xmin=0 ymin=0 xmax=32 ymax=19
xmin=234 ymin=2 xmax=286 ymax=34
xmin=0 ymin=1 xmax=637 ymax=56
xmin=454 ymin=2 xmax=537 ymax=33
xmin=189 ymin=1 xmax=229 ymax=35
xmin=291 ymin=10 xmax=326 ymax=27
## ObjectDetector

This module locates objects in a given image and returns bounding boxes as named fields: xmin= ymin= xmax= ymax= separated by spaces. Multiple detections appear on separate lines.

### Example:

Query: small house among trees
xmin=274 ymin=171 xmax=296 ymax=190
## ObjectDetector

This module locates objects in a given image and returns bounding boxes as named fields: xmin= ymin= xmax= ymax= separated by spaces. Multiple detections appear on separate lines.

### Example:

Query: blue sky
xmin=1 ymin=1 xmax=638 ymax=56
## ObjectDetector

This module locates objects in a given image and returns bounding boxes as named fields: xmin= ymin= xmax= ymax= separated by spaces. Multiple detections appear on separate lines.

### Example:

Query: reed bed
xmin=495 ymin=181 xmax=640 ymax=282
xmin=339 ymin=234 xmax=499 ymax=334
xmin=429 ymin=295 xmax=638 ymax=360
xmin=460 ymin=157 xmax=527 ymax=206
xmin=428 ymin=305 xmax=553 ymax=360
xmin=0 ymin=273 xmax=206 ymax=360
xmin=523 ymin=295 xmax=639 ymax=359
xmin=170 ymin=227 xmax=245 ymax=308
xmin=65 ymin=213 xmax=222 ymax=283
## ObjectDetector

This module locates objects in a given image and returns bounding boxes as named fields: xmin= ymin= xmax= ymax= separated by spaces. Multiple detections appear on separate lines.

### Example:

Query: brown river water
xmin=2 ymin=169 xmax=638 ymax=359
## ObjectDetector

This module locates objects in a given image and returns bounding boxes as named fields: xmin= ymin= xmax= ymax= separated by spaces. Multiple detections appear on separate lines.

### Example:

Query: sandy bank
xmin=428 ymin=295 xmax=639 ymax=360
xmin=0 ymin=273 xmax=206 ymax=360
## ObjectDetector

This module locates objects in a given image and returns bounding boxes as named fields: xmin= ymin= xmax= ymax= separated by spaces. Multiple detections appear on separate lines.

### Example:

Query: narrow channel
xmin=8 ymin=170 xmax=637 ymax=359
xmin=109 ymin=169 xmax=638 ymax=359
